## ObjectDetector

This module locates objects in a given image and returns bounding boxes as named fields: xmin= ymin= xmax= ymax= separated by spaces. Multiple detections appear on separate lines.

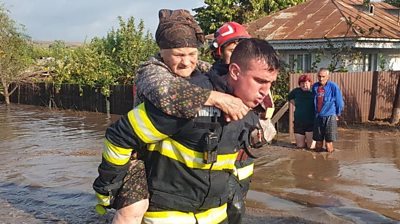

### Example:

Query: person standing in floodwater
xmin=312 ymin=68 xmax=344 ymax=152
xmin=288 ymin=74 xmax=315 ymax=149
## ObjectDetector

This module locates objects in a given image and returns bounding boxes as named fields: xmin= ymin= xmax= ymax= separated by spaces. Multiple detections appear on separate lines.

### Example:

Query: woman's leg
xmin=112 ymin=199 xmax=149 ymax=224
xmin=112 ymin=159 xmax=149 ymax=224
xmin=294 ymin=133 xmax=306 ymax=148
xmin=305 ymin=131 xmax=315 ymax=149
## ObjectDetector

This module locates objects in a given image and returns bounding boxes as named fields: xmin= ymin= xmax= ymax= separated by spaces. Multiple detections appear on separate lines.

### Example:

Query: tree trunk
xmin=390 ymin=74 xmax=400 ymax=124
xmin=3 ymin=86 xmax=10 ymax=105
xmin=5 ymin=95 xmax=10 ymax=105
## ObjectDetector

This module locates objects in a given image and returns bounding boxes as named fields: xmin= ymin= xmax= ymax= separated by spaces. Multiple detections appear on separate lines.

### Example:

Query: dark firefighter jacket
xmin=210 ymin=62 xmax=255 ymax=184
xmin=93 ymin=70 xmax=260 ymax=213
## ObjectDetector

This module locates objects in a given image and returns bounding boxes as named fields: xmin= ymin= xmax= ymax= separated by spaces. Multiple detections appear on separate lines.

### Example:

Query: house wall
xmin=279 ymin=50 xmax=346 ymax=72
xmin=347 ymin=49 xmax=400 ymax=72
xmin=279 ymin=49 xmax=400 ymax=72
xmin=388 ymin=54 xmax=400 ymax=71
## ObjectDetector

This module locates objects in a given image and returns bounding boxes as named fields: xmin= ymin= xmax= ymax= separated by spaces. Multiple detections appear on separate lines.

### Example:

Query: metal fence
xmin=9 ymin=83 xmax=134 ymax=115
xmin=8 ymin=71 xmax=400 ymax=120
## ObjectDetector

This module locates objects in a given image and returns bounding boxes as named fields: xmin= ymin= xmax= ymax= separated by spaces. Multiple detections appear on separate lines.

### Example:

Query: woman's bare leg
xmin=305 ymin=131 xmax=315 ymax=149
xmin=112 ymin=199 xmax=149 ymax=224
xmin=294 ymin=133 xmax=306 ymax=148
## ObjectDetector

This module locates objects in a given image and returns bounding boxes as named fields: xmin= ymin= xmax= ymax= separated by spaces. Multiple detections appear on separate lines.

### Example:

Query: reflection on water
xmin=0 ymin=104 xmax=399 ymax=223
xmin=0 ymin=104 xmax=117 ymax=223
xmin=251 ymin=126 xmax=400 ymax=223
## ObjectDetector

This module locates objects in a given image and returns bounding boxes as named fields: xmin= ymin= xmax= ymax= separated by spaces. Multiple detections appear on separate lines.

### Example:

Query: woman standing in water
xmin=288 ymin=75 xmax=315 ymax=149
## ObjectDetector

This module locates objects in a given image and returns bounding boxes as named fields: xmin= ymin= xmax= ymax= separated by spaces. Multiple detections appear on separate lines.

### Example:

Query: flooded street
xmin=0 ymin=104 xmax=399 ymax=223
xmin=0 ymin=104 xmax=114 ymax=224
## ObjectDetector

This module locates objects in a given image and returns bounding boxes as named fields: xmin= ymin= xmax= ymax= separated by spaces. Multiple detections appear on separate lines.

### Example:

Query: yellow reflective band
xmin=233 ymin=163 xmax=254 ymax=180
xmin=213 ymin=153 xmax=238 ymax=170
xmin=147 ymin=139 xmax=237 ymax=170
xmin=95 ymin=193 xmax=110 ymax=206
xmin=102 ymin=139 xmax=132 ymax=165
xmin=143 ymin=203 xmax=227 ymax=224
xmin=143 ymin=211 xmax=196 ymax=224
xmin=195 ymin=203 xmax=227 ymax=224
xmin=128 ymin=103 xmax=168 ymax=143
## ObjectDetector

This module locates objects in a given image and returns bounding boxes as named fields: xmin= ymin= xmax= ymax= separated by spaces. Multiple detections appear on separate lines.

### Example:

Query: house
xmin=246 ymin=0 xmax=400 ymax=72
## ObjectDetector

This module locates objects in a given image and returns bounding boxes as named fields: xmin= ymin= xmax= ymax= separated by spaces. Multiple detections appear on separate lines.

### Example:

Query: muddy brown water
xmin=0 ymin=104 xmax=399 ymax=224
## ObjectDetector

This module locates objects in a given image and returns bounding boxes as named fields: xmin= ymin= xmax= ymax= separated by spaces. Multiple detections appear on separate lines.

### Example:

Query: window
xmin=296 ymin=55 xmax=303 ymax=72
xmin=369 ymin=5 xmax=374 ymax=14
xmin=288 ymin=53 xmax=312 ymax=72
xmin=304 ymin=54 xmax=311 ymax=72
xmin=289 ymin=54 xmax=295 ymax=71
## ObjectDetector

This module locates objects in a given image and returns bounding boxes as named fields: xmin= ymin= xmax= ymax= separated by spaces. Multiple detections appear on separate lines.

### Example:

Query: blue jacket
xmin=312 ymin=80 xmax=344 ymax=117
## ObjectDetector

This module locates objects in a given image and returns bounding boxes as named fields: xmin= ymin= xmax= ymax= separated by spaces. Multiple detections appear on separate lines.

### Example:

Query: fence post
xmin=368 ymin=71 xmax=379 ymax=121
xmin=390 ymin=73 xmax=400 ymax=124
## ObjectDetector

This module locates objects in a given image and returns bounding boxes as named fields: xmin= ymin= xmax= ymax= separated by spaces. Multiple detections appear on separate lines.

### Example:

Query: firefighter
xmin=210 ymin=22 xmax=276 ymax=224
xmin=95 ymin=9 xmax=250 ymax=224
xmin=93 ymin=37 xmax=280 ymax=224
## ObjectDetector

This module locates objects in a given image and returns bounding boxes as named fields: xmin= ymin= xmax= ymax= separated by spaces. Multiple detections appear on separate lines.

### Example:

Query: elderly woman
xmin=288 ymin=75 xmax=315 ymax=149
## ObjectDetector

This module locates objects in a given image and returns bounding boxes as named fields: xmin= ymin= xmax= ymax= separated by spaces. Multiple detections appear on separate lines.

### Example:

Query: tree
xmin=193 ymin=0 xmax=306 ymax=34
xmin=49 ymin=43 xmax=121 ymax=96
xmin=384 ymin=0 xmax=400 ymax=7
xmin=90 ymin=16 xmax=158 ymax=84
xmin=272 ymin=63 xmax=290 ymax=107
xmin=193 ymin=0 xmax=306 ymax=107
xmin=38 ymin=16 xmax=158 ymax=97
xmin=0 ymin=5 xmax=33 ymax=105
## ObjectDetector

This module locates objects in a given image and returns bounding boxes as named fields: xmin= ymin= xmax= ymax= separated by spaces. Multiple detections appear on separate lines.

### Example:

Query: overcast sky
xmin=1 ymin=0 xmax=204 ymax=42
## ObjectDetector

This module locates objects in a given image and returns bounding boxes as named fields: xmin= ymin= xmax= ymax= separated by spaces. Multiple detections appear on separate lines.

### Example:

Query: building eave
xmin=267 ymin=37 xmax=400 ymax=50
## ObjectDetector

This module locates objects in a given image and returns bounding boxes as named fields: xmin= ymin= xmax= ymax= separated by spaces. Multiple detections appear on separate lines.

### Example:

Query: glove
xmin=95 ymin=192 xmax=112 ymax=215
xmin=92 ymin=160 xmax=128 ymax=215
xmin=93 ymin=180 xmax=122 ymax=215
xmin=249 ymin=127 xmax=267 ymax=149
xmin=239 ymin=121 xmax=268 ymax=159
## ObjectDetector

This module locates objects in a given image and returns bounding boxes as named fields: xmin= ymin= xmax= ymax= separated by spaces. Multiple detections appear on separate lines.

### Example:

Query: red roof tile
xmin=246 ymin=0 xmax=400 ymax=40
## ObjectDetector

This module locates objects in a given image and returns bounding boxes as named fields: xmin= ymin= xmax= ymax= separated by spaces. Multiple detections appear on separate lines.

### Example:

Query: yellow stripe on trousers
xmin=143 ymin=203 xmax=227 ymax=224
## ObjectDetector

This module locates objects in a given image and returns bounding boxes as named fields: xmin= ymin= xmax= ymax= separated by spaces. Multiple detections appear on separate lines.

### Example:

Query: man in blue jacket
xmin=312 ymin=68 xmax=344 ymax=152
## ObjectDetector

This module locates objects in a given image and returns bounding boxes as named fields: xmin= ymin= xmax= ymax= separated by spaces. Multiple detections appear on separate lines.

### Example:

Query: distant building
xmin=32 ymin=40 xmax=83 ymax=48
xmin=246 ymin=0 xmax=400 ymax=72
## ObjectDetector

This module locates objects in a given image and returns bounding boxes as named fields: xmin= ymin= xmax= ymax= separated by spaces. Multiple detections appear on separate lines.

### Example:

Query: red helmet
xmin=212 ymin=22 xmax=251 ymax=57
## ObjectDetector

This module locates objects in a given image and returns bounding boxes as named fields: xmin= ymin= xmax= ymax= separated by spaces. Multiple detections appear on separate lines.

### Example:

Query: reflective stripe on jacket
xmin=94 ymin=72 xmax=260 ymax=215
xmin=143 ymin=203 xmax=227 ymax=224
xmin=233 ymin=162 xmax=254 ymax=181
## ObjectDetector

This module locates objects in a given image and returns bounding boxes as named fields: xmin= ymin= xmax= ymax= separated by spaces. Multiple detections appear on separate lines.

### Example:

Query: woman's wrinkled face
xmin=160 ymin=47 xmax=198 ymax=77
xmin=300 ymin=80 xmax=311 ymax=91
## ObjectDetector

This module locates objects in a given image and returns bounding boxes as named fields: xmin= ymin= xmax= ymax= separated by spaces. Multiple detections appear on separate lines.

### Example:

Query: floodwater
xmin=0 ymin=104 xmax=399 ymax=224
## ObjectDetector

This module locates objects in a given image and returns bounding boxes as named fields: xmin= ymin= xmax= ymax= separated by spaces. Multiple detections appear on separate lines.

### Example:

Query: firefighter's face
xmin=228 ymin=58 xmax=278 ymax=108
xmin=160 ymin=47 xmax=198 ymax=77
xmin=221 ymin=42 xmax=238 ymax=64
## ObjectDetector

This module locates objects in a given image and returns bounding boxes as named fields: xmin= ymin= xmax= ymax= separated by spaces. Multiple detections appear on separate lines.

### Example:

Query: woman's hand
xmin=206 ymin=91 xmax=250 ymax=122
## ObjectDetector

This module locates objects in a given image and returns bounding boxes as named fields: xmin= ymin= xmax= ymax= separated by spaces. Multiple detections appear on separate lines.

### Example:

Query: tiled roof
xmin=246 ymin=0 xmax=400 ymax=41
